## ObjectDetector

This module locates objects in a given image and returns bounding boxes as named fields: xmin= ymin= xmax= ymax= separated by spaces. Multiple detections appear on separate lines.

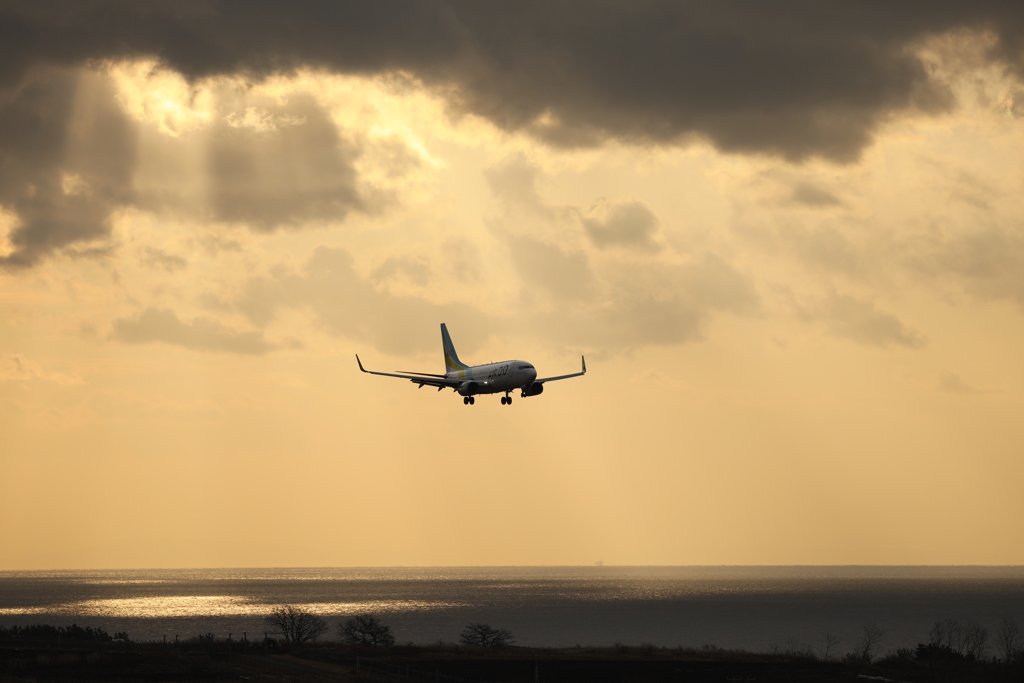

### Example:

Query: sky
xmin=2 ymin=1 xmax=1024 ymax=569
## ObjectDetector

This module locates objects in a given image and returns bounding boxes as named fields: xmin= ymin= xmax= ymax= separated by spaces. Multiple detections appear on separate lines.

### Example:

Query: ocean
xmin=1 ymin=567 xmax=1022 ymax=654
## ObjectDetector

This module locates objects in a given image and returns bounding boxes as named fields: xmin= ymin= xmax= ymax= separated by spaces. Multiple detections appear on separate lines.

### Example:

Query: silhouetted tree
xmin=820 ymin=631 xmax=841 ymax=661
xmin=995 ymin=617 xmax=1021 ymax=663
xmin=460 ymin=623 xmax=515 ymax=647
xmin=929 ymin=618 xmax=988 ymax=660
xmin=265 ymin=605 xmax=329 ymax=644
xmin=847 ymin=622 xmax=885 ymax=662
xmin=782 ymin=634 xmax=815 ymax=655
xmin=339 ymin=614 xmax=394 ymax=647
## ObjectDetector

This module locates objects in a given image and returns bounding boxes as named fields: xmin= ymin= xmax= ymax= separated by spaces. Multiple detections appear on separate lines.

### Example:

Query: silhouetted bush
xmin=460 ymin=622 xmax=515 ymax=647
xmin=0 ymin=624 xmax=114 ymax=642
xmin=265 ymin=605 xmax=329 ymax=645
xmin=914 ymin=641 xmax=964 ymax=663
xmin=928 ymin=617 xmax=988 ymax=660
xmin=844 ymin=622 xmax=885 ymax=663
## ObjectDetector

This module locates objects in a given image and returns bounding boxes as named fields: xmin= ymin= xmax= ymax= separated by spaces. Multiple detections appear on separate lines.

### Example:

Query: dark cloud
xmin=583 ymin=199 xmax=660 ymax=251
xmin=0 ymin=70 xmax=380 ymax=266
xmin=442 ymin=236 xmax=481 ymax=283
xmin=112 ymin=306 xmax=273 ymax=354
xmin=142 ymin=246 xmax=188 ymax=271
xmin=484 ymin=151 xmax=758 ymax=350
xmin=3 ymin=1 xmax=1020 ymax=161
xmin=0 ymin=66 xmax=135 ymax=268
xmin=910 ymin=225 xmax=1024 ymax=309
xmin=506 ymin=235 xmax=595 ymax=302
xmin=519 ymin=255 xmax=758 ymax=351
xmin=808 ymin=293 xmax=925 ymax=348
xmin=733 ymin=214 xmax=873 ymax=280
xmin=677 ymin=255 xmax=759 ymax=315
xmin=4 ymin=1 xmax=1024 ymax=267
xmin=208 ymin=92 xmax=368 ymax=229
xmin=529 ymin=294 xmax=705 ymax=351
xmin=505 ymin=228 xmax=757 ymax=349
xmin=590 ymin=256 xmax=757 ymax=349
xmin=234 ymin=246 xmax=493 ymax=357
xmin=483 ymin=153 xmax=549 ymax=213
xmin=790 ymin=183 xmax=843 ymax=208
xmin=783 ymin=225 xmax=868 ymax=278
xmin=371 ymin=256 xmax=432 ymax=287
xmin=939 ymin=372 xmax=980 ymax=395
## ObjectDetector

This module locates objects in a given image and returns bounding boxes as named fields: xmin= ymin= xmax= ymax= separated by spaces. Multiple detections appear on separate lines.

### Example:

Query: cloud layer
xmin=3 ymin=2 xmax=1024 ymax=267
xmin=7 ymin=2 xmax=1022 ymax=156
xmin=113 ymin=307 xmax=273 ymax=354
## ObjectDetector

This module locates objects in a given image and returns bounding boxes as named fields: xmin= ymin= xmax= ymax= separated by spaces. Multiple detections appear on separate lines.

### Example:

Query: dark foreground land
xmin=1 ymin=640 xmax=1021 ymax=683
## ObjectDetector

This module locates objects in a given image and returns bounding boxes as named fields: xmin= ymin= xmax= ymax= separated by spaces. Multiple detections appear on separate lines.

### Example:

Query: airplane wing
xmin=356 ymin=355 xmax=462 ymax=389
xmin=535 ymin=355 xmax=587 ymax=383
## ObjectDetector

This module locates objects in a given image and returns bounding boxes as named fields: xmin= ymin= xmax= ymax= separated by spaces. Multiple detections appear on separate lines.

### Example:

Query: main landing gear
xmin=463 ymin=396 xmax=475 ymax=405
xmin=500 ymin=395 xmax=513 ymax=405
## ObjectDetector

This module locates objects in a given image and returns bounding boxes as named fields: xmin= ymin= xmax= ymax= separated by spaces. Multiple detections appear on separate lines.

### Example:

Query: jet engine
xmin=457 ymin=381 xmax=480 ymax=396
xmin=521 ymin=383 xmax=544 ymax=397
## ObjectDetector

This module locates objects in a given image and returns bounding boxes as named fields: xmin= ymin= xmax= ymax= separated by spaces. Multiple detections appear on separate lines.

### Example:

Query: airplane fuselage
xmin=449 ymin=360 xmax=537 ymax=396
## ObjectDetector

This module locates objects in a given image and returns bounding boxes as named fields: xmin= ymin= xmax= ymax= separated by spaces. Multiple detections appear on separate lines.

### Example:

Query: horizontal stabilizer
xmin=355 ymin=354 xmax=461 ymax=389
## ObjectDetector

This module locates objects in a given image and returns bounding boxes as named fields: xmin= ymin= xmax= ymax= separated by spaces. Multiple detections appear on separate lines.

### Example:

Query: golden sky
xmin=2 ymin=3 xmax=1024 ymax=569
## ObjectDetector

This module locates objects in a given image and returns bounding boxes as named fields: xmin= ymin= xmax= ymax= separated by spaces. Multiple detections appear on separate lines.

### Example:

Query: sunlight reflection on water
xmin=0 ymin=597 xmax=468 ymax=618
xmin=1 ymin=567 xmax=1021 ymax=649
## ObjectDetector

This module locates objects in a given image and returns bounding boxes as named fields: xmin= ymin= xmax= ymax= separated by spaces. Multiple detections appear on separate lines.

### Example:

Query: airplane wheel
xmin=469 ymin=397 xmax=475 ymax=405
xmin=463 ymin=396 xmax=469 ymax=405
xmin=507 ymin=396 xmax=513 ymax=405
xmin=500 ymin=396 xmax=507 ymax=405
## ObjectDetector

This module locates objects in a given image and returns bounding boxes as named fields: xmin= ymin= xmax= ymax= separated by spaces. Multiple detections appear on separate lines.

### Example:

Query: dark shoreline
xmin=2 ymin=638 xmax=1019 ymax=683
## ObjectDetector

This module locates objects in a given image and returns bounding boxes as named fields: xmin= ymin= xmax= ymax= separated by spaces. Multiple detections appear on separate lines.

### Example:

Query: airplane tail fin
xmin=441 ymin=323 xmax=468 ymax=373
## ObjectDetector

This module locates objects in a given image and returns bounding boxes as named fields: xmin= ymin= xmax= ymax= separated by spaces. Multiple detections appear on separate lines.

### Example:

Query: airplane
xmin=356 ymin=323 xmax=586 ymax=406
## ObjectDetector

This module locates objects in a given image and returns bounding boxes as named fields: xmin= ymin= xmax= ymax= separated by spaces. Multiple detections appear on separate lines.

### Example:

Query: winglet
xmin=356 ymin=354 xmax=367 ymax=373
xmin=582 ymin=355 xmax=587 ymax=374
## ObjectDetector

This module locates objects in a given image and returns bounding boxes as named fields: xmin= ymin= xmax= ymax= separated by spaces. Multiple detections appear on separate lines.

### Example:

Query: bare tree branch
xmin=821 ymin=631 xmax=841 ymax=662
xmin=339 ymin=614 xmax=395 ymax=647
xmin=996 ymin=617 xmax=1022 ymax=663
xmin=459 ymin=623 xmax=515 ymax=647
xmin=848 ymin=622 xmax=885 ymax=662
xmin=265 ymin=605 xmax=328 ymax=645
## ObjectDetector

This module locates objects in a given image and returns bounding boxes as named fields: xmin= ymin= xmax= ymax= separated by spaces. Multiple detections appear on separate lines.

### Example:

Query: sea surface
xmin=1 ymin=567 xmax=1022 ymax=654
